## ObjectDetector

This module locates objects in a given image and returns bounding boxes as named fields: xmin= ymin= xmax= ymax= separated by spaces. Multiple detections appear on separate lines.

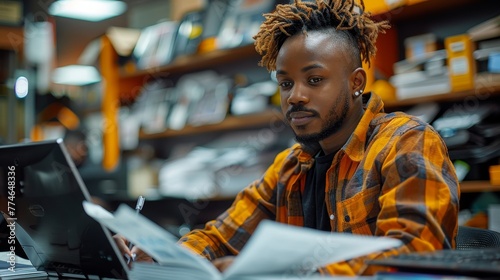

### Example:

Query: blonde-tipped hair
xmin=253 ymin=0 xmax=390 ymax=71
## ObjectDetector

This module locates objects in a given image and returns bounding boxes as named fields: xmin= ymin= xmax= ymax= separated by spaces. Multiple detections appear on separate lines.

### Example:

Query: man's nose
xmin=287 ymin=84 xmax=309 ymax=105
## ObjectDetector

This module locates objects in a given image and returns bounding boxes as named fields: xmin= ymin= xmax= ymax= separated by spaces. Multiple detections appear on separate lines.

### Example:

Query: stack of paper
xmin=390 ymin=49 xmax=451 ymax=100
xmin=0 ymin=254 xmax=48 ymax=280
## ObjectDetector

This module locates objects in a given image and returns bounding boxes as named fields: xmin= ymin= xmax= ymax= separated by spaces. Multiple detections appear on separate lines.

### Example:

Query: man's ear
xmin=350 ymin=67 xmax=367 ymax=97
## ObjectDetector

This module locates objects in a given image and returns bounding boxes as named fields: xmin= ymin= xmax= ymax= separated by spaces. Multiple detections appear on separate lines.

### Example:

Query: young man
xmin=118 ymin=0 xmax=460 ymax=275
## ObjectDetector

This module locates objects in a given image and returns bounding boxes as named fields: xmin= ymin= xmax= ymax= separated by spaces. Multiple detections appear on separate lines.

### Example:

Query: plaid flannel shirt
xmin=179 ymin=92 xmax=460 ymax=275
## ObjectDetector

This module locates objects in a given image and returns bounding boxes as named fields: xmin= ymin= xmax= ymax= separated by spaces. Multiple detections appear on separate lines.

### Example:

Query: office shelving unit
xmin=100 ymin=0 xmax=500 ymax=195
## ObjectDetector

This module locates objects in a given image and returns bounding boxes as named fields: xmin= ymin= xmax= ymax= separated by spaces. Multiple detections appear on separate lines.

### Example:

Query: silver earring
xmin=354 ymin=91 xmax=360 ymax=97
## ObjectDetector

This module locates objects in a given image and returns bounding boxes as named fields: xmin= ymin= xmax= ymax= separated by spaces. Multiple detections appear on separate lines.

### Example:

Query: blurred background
xmin=0 ymin=0 xmax=499 ymax=235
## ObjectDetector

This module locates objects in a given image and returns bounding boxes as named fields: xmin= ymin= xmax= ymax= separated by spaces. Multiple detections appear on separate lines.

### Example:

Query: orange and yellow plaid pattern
xmin=179 ymin=92 xmax=460 ymax=276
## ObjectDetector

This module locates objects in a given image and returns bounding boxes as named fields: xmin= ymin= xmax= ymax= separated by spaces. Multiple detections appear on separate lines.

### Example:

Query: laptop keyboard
xmin=368 ymin=248 xmax=500 ymax=277
xmin=394 ymin=248 xmax=500 ymax=263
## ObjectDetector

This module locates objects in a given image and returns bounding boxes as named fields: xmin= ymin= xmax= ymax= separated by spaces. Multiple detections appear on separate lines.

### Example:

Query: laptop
xmin=0 ymin=139 xmax=129 ymax=279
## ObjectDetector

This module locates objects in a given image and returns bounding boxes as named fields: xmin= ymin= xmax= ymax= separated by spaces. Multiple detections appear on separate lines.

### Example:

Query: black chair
xmin=456 ymin=225 xmax=500 ymax=250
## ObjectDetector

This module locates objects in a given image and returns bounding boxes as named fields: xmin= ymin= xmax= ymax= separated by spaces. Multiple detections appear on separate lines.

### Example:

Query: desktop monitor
xmin=0 ymin=139 xmax=129 ymax=279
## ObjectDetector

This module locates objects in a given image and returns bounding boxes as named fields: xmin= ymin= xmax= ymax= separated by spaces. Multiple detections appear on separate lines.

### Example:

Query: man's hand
xmin=113 ymin=234 xmax=131 ymax=257
xmin=112 ymin=234 xmax=153 ymax=267
xmin=211 ymin=256 xmax=235 ymax=272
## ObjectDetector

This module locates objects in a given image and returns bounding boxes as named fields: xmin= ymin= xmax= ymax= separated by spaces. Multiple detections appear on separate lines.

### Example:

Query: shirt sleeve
xmin=177 ymin=148 xmax=291 ymax=260
xmin=319 ymin=123 xmax=460 ymax=276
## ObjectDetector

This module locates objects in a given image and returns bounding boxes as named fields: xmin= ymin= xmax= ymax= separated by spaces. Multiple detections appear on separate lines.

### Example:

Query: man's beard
xmin=292 ymin=92 xmax=349 ymax=146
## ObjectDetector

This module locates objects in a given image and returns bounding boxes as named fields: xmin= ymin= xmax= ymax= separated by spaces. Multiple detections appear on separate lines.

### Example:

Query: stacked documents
xmin=390 ymin=49 xmax=450 ymax=100
xmin=0 ymin=255 xmax=48 ymax=280
xmin=130 ymin=261 xmax=215 ymax=280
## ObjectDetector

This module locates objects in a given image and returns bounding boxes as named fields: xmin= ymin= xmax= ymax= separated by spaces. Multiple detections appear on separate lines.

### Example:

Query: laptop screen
xmin=0 ymin=139 xmax=129 ymax=279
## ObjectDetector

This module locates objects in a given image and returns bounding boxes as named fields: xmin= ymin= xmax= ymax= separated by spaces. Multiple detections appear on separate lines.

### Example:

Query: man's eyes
xmin=279 ymin=77 xmax=323 ymax=88
xmin=279 ymin=81 xmax=293 ymax=88
xmin=308 ymin=77 xmax=322 ymax=84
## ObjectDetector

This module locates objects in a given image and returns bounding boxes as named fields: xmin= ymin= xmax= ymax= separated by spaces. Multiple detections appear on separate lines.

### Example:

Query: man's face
xmin=275 ymin=31 xmax=354 ymax=145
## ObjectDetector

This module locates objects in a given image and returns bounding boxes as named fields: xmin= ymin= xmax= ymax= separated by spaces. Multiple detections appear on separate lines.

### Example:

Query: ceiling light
xmin=49 ymin=0 xmax=127 ymax=22
xmin=15 ymin=76 xmax=29 ymax=98
xmin=52 ymin=65 xmax=101 ymax=86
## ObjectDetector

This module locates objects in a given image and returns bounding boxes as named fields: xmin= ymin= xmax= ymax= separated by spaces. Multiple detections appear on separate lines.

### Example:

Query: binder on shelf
xmin=445 ymin=34 xmax=476 ymax=92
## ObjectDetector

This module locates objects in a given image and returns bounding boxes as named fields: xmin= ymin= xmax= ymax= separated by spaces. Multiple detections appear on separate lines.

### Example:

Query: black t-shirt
xmin=302 ymin=151 xmax=335 ymax=232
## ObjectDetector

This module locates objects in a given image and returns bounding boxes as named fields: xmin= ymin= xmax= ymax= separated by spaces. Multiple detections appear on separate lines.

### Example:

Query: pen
xmin=126 ymin=196 xmax=145 ymax=264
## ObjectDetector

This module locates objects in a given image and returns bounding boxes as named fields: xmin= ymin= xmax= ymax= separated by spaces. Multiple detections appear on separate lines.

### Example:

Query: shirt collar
xmin=342 ymin=92 xmax=385 ymax=162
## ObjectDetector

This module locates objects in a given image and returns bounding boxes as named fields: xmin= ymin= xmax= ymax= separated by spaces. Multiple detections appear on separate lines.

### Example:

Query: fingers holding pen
xmin=112 ymin=233 xmax=154 ymax=268
xmin=131 ymin=246 xmax=154 ymax=263
xmin=113 ymin=234 xmax=133 ymax=258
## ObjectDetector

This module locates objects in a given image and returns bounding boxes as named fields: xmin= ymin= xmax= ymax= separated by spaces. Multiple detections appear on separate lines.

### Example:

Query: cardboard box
xmin=405 ymin=33 xmax=438 ymax=60
xmin=445 ymin=34 xmax=476 ymax=92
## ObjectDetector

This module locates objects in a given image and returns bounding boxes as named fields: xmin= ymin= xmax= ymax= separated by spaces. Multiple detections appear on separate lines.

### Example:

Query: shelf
xmin=139 ymin=108 xmax=284 ymax=140
xmin=118 ymin=44 xmax=259 ymax=102
xmin=371 ymin=0 xmax=475 ymax=22
xmin=136 ymin=74 xmax=500 ymax=140
xmin=384 ymin=74 xmax=500 ymax=109
xmin=121 ymin=44 xmax=258 ymax=80
xmin=0 ymin=26 xmax=23 ymax=52
xmin=460 ymin=180 xmax=500 ymax=193
xmin=109 ymin=0 xmax=499 ymax=138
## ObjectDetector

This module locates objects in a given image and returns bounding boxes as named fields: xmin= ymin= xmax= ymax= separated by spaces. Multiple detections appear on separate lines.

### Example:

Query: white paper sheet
xmin=82 ymin=201 xmax=220 ymax=278
xmin=223 ymin=220 xmax=402 ymax=278
xmin=83 ymin=202 xmax=402 ymax=280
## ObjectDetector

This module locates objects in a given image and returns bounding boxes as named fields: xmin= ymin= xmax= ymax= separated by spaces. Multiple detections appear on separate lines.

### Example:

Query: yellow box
xmin=445 ymin=34 xmax=476 ymax=92
xmin=490 ymin=165 xmax=500 ymax=186
xmin=365 ymin=0 xmax=412 ymax=15
xmin=365 ymin=0 xmax=428 ymax=16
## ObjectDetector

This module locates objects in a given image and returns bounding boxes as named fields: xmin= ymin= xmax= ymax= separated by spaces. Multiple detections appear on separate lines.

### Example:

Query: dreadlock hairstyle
xmin=253 ymin=0 xmax=390 ymax=71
